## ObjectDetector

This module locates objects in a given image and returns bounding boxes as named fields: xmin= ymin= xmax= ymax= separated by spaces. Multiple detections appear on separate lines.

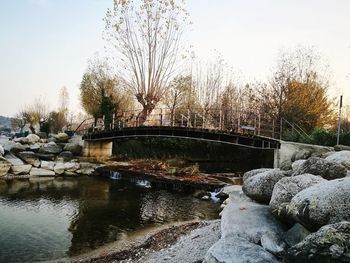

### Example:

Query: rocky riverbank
xmin=3 ymin=132 xmax=350 ymax=262
xmin=206 ymin=149 xmax=350 ymax=263
xmin=81 ymin=148 xmax=350 ymax=263
xmin=0 ymin=133 xmax=99 ymax=178
xmin=0 ymin=133 xmax=232 ymax=190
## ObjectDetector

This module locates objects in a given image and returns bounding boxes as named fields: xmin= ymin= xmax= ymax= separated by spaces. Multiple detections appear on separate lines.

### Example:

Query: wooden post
xmin=194 ymin=114 xmax=197 ymax=128
xmin=272 ymin=119 xmax=275 ymax=138
xmin=258 ymin=114 xmax=261 ymax=136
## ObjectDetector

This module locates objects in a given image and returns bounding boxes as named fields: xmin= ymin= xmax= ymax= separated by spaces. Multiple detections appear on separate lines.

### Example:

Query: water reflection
xmin=0 ymin=176 xmax=220 ymax=262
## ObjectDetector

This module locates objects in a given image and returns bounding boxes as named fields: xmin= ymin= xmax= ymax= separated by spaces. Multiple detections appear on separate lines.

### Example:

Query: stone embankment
xmin=0 ymin=133 xmax=97 ymax=178
xmin=205 ymin=148 xmax=350 ymax=263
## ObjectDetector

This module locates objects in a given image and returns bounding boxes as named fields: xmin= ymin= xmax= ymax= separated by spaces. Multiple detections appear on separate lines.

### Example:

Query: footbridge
xmin=79 ymin=107 xmax=309 ymax=166
xmin=83 ymin=126 xmax=280 ymax=149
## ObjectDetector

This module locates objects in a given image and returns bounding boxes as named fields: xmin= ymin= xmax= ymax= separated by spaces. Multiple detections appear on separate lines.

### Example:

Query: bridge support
xmin=273 ymin=149 xmax=280 ymax=168
xmin=274 ymin=141 xmax=333 ymax=168
xmin=83 ymin=140 xmax=113 ymax=158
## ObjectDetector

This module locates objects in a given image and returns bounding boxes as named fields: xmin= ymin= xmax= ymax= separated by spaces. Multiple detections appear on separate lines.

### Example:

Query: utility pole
xmin=337 ymin=95 xmax=343 ymax=145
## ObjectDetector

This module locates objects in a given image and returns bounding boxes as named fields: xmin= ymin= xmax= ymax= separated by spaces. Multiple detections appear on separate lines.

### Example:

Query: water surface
xmin=0 ymin=175 xmax=220 ymax=263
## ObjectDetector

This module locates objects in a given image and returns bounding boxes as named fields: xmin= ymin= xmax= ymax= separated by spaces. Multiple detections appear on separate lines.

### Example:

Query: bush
xmin=288 ymin=128 xmax=350 ymax=147
xmin=309 ymin=128 xmax=337 ymax=146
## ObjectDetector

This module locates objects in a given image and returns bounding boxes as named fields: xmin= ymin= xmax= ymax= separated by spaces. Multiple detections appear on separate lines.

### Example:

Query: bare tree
xmin=16 ymin=98 xmax=49 ymax=133
xmin=163 ymin=75 xmax=192 ymax=121
xmin=105 ymin=0 xmax=189 ymax=123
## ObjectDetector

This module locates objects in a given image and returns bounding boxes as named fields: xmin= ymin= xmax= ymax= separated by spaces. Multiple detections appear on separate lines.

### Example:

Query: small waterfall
xmin=110 ymin=171 xmax=122 ymax=180
xmin=135 ymin=179 xmax=151 ymax=188
xmin=209 ymin=189 xmax=221 ymax=202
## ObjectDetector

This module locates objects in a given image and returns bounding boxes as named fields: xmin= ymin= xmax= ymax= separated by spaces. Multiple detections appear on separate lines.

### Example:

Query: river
xmin=0 ymin=175 xmax=220 ymax=262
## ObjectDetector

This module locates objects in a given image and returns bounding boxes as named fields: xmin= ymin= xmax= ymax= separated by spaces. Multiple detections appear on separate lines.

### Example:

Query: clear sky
xmin=0 ymin=0 xmax=349 ymax=117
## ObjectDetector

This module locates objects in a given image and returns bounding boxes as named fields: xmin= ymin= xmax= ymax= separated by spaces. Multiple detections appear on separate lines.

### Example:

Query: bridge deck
xmin=83 ymin=126 xmax=280 ymax=150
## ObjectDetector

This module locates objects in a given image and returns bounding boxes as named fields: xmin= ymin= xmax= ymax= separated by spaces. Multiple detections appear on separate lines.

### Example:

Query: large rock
xmin=54 ymin=163 xmax=65 ymax=175
xmin=63 ymin=143 xmax=82 ymax=156
xmin=221 ymin=197 xmax=287 ymax=246
xmin=58 ymin=151 xmax=73 ymax=162
xmin=29 ymin=143 xmax=41 ymax=152
xmin=10 ymin=142 xmax=29 ymax=153
xmin=30 ymin=168 xmax=55 ymax=177
xmin=35 ymin=153 xmax=56 ymax=161
xmin=76 ymin=162 xmax=96 ymax=175
xmin=18 ymin=151 xmax=41 ymax=167
xmin=291 ymin=159 xmax=306 ymax=172
xmin=10 ymin=164 xmax=32 ymax=175
xmin=64 ymin=162 xmax=80 ymax=172
xmin=242 ymin=168 xmax=272 ymax=182
xmin=14 ymin=137 xmax=29 ymax=144
xmin=293 ymin=149 xmax=312 ymax=161
xmin=242 ymin=169 xmax=287 ymax=204
xmin=334 ymin=145 xmax=350 ymax=151
xmin=205 ymin=236 xmax=280 ymax=263
xmin=325 ymin=151 xmax=350 ymax=170
xmin=26 ymin=134 xmax=40 ymax=144
xmin=39 ymin=142 xmax=62 ymax=155
xmin=288 ymin=177 xmax=350 ymax=230
xmin=40 ymin=161 xmax=55 ymax=171
xmin=284 ymin=223 xmax=311 ymax=247
xmin=5 ymin=153 xmax=25 ymax=166
xmin=0 ymin=156 xmax=11 ymax=176
xmin=54 ymin=133 xmax=69 ymax=143
xmin=279 ymin=160 xmax=292 ymax=171
xmin=47 ymin=137 xmax=57 ymax=143
xmin=0 ymin=136 xmax=10 ymax=146
xmin=293 ymin=157 xmax=347 ymax=180
xmin=0 ymin=145 xmax=4 ymax=156
xmin=5 ymin=153 xmax=32 ymax=175
xmin=284 ymin=222 xmax=350 ymax=263
xmin=206 ymin=196 xmax=287 ymax=262
xmin=260 ymin=231 xmax=287 ymax=258
xmin=269 ymin=174 xmax=326 ymax=222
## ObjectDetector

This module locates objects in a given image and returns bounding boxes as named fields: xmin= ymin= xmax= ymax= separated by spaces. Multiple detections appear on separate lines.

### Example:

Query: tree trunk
xmin=29 ymin=124 xmax=35 ymax=134
xmin=137 ymin=105 xmax=155 ymax=125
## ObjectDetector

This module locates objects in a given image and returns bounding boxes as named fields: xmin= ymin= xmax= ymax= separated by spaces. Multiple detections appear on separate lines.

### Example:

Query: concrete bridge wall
xmin=274 ymin=141 xmax=334 ymax=168
xmin=83 ymin=140 xmax=113 ymax=158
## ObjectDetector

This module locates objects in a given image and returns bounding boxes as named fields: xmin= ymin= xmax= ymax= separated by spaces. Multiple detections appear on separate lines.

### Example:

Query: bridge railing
xmin=76 ymin=106 xmax=313 ymax=144
xmin=76 ymin=107 xmax=287 ymax=140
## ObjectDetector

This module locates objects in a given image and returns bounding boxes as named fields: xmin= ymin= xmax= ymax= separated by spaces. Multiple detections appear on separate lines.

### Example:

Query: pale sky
xmin=0 ymin=0 xmax=349 ymax=117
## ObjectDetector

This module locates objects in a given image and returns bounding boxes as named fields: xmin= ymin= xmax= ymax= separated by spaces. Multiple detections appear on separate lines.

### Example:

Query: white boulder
xmin=26 ymin=134 xmax=40 ymax=144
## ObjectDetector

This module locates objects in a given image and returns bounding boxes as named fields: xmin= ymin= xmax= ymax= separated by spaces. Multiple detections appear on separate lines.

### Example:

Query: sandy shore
xmin=56 ymin=220 xmax=220 ymax=263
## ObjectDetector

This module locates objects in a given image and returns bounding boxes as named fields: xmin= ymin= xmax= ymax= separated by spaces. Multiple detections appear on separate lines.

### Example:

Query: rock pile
xmin=206 ymin=149 xmax=350 ymax=263
xmin=0 ymin=133 xmax=97 ymax=178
